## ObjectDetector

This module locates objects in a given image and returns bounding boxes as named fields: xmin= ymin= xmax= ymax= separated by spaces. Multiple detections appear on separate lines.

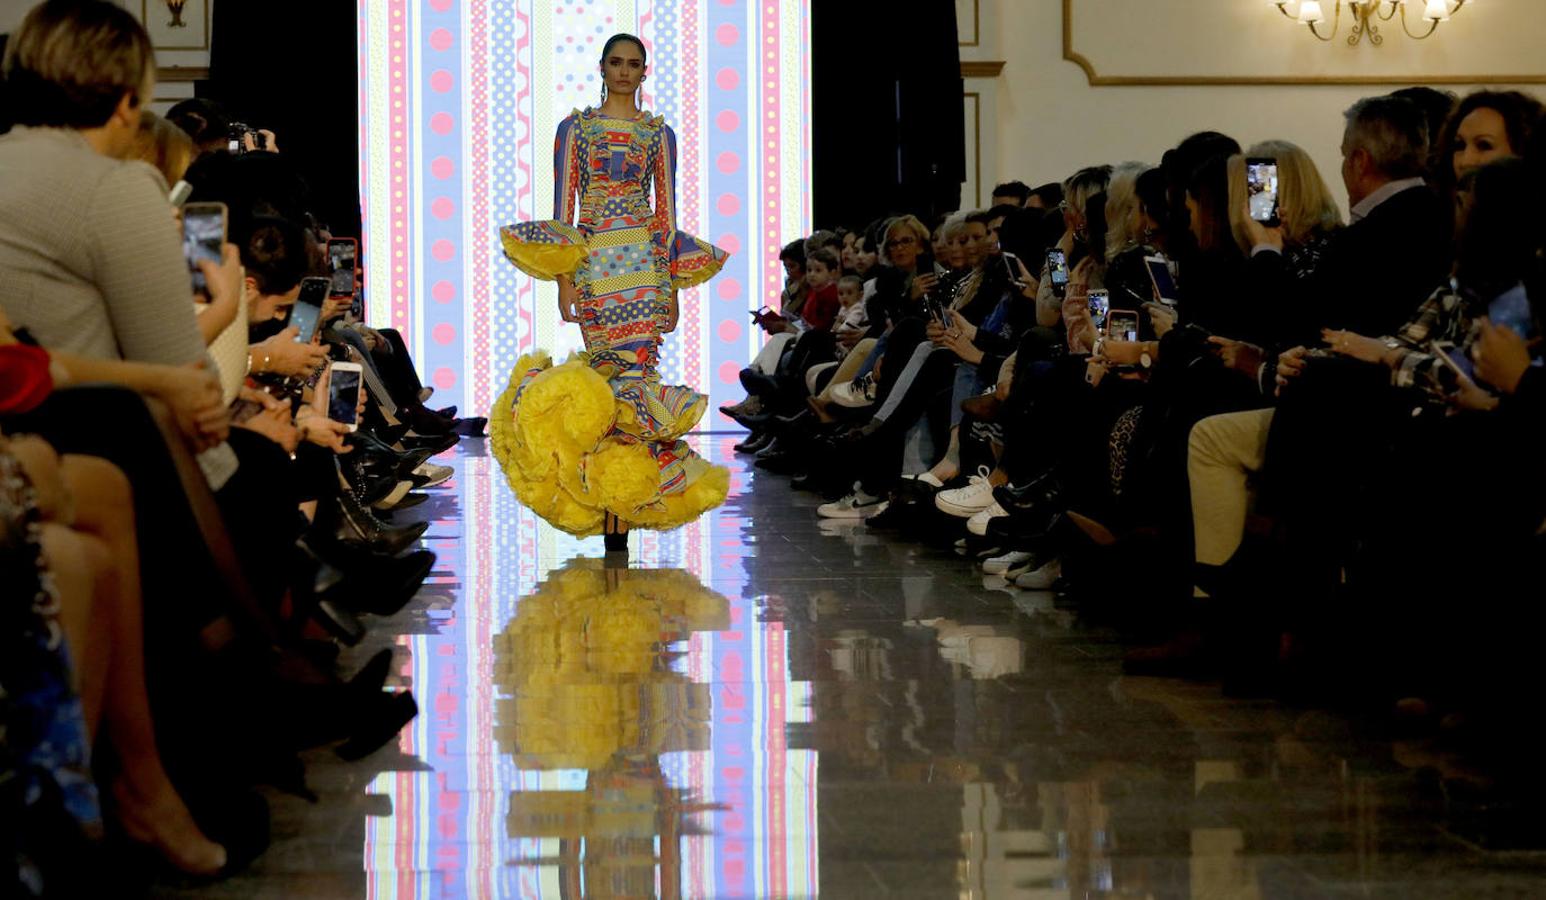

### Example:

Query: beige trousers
xmin=1188 ymin=408 xmax=1275 ymax=568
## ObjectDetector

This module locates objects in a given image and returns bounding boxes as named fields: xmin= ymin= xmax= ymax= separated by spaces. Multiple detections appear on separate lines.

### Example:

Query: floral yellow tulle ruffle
xmin=489 ymin=351 xmax=731 ymax=537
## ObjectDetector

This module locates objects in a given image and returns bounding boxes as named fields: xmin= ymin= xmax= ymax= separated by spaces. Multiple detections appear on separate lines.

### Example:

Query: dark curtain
xmin=205 ymin=0 xmax=362 ymax=240
xmin=811 ymin=0 xmax=965 ymax=228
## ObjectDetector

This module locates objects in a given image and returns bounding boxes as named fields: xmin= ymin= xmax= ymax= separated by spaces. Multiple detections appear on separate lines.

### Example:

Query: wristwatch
xmin=1139 ymin=341 xmax=1154 ymax=369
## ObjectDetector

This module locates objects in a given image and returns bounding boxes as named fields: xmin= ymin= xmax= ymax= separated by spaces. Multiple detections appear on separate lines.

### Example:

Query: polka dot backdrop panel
xmin=359 ymin=0 xmax=812 ymax=423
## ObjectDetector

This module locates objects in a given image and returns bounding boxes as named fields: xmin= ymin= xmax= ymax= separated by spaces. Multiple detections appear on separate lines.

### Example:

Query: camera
xmin=228 ymin=122 xmax=266 ymax=154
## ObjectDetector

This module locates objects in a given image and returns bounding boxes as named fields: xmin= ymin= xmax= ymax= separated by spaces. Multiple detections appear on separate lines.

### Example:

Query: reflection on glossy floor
xmin=158 ymin=436 xmax=1546 ymax=899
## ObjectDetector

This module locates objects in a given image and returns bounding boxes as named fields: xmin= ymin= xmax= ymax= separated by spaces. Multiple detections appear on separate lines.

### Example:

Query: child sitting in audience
xmin=801 ymin=248 xmax=842 ymax=333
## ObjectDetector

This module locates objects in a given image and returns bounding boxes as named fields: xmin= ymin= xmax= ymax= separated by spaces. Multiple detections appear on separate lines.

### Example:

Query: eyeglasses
xmin=885 ymin=236 xmax=918 ymax=248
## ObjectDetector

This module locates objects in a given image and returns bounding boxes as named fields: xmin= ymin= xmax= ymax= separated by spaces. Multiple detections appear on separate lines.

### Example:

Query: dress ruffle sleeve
xmin=497 ymin=111 xmax=589 ymax=281
xmin=498 ymin=222 xmax=588 ymax=281
xmin=668 ymin=231 xmax=729 ymax=290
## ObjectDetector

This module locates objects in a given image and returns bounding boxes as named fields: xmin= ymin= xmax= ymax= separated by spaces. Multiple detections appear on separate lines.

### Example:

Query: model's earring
xmin=600 ymin=83 xmax=607 ymax=105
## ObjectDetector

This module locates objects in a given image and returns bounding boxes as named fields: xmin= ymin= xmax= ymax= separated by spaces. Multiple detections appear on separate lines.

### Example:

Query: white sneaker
xmin=830 ymin=373 xmax=877 ymax=409
xmin=818 ymin=487 xmax=888 ymax=520
xmin=982 ymin=549 xmax=1035 ymax=576
xmin=902 ymin=472 xmax=945 ymax=488
xmin=966 ymin=501 xmax=1007 ymax=537
xmin=934 ymin=467 xmax=997 ymax=518
xmin=1012 ymin=558 xmax=1062 ymax=590
xmin=413 ymin=462 xmax=454 ymax=488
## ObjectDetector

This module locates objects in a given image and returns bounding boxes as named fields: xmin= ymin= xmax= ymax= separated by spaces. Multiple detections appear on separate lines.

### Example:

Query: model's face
xmin=601 ymin=42 xmax=646 ymax=96
xmin=1453 ymin=107 xmax=1513 ymax=181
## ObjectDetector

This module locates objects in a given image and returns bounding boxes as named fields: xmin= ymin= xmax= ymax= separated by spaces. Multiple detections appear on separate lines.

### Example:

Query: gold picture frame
xmin=1062 ymin=0 xmax=1546 ymax=86
xmin=142 ymin=0 xmax=211 ymax=53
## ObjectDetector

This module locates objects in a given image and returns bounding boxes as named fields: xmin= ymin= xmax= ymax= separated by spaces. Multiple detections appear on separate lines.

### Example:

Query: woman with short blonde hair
xmin=880 ymin=214 xmax=931 ymax=269
xmin=1104 ymin=161 xmax=1153 ymax=263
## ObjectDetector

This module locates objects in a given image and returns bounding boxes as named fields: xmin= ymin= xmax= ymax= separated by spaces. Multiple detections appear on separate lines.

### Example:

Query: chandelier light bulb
xmin=1423 ymin=0 xmax=1451 ymax=19
xmin=1299 ymin=0 xmax=1326 ymax=24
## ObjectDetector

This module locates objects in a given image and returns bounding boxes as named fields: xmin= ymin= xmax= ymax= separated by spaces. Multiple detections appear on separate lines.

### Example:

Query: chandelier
xmin=1269 ymin=0 xmax=1471 ymax=46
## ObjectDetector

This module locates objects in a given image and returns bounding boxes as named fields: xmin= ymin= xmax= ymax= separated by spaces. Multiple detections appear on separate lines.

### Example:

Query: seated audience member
xmin=0 ymin=2 xmax=210 ymax=371
xmin=990 ymin=180 xmax=1033 ymax=208
xmin=1028 ymin=182 xmax=1064 ymax=211
xmin=2 ymin=427 xmax=227 ymax=879
xmin=1035 ymin=165 xmax=1111 ymax=329
xmin=1433 ymin=89 xmax=1544 ymax=199
xmin=1254 ymin=95 xmax=1451 ymax=342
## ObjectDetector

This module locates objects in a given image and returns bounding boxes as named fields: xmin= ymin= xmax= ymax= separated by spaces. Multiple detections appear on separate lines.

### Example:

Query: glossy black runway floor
xmin=157 ymin=436 xmax=1546 ymax=899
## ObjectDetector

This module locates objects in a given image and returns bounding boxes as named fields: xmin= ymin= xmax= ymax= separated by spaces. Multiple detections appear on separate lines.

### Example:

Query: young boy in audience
xmin=800 ymin=248 xmax=842 ymax=332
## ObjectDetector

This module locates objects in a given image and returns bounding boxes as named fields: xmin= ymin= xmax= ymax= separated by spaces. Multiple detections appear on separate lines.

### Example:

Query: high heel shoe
xmin=325 ymin=489 xmax=429 ymax=555
xmin=603 ymin=513 xmax=629 ymax=557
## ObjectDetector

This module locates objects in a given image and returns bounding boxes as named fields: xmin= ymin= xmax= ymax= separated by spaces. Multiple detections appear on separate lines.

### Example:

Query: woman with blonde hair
xmin=131 ymin=110 xmax=195 ymax=187
xmin=1229 ymin=140 xmax=1343 ymax=277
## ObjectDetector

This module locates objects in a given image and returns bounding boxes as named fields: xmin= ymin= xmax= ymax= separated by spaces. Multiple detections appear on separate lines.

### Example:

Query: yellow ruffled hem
xmin=499 ymin=228 xmax=588 ymax=281
xmin=490 ymin=351 xmax=730 ymax=536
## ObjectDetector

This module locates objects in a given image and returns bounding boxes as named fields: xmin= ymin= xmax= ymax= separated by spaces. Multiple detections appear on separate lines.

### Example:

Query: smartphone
xmin=168 ymin=179 xmax=193 ymax=207
xmin=1143 ymin=255 xmax=1179 ymax=307
xmin=1247 ymin=158 xmax=1280 ymax=227
xmin=751 ymin=305 xmax=771 ymax=320
xmin=1107 ymin=309 xmax=1139 ymax=342
xmin=325 ymin=238 xmax=358 ymax=298
xmin=288 ymin=276 xmax=330 ymax=343
xmin=1045 ymin=249 xmax=1070 ymax=299
xmin=916 ymin=249 xmax=938 ymax=278
xmin=1087 ymin=289 xmax=1110 ymax=331
xmin=181 ymin=201 xmax=227 ymax=296
xmin=1001 ymin=250 xmax=1026 ymax=288
xmin=1424 ymin=340 xmax=1474 ymax=393
xmin=326 ymin=362 xmax=363 ymax=432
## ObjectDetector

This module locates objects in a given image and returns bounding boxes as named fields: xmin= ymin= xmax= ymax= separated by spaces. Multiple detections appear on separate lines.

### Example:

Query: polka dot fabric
xmin=358 ymin=0 xmax=810 ymax=425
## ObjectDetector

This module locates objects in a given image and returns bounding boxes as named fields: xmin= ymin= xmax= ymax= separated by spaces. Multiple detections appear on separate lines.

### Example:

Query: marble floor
xmin=157 ymin=435 xmax=1546 ymax=899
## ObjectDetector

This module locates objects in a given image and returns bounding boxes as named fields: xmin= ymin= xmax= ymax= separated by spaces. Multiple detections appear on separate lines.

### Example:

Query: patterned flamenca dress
xmin=494 ymin=108 xmax=730 ymax=536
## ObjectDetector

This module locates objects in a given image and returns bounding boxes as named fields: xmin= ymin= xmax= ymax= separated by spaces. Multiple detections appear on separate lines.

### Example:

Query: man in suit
xmin=1250 ymin=94 xmax=1453 ymax=350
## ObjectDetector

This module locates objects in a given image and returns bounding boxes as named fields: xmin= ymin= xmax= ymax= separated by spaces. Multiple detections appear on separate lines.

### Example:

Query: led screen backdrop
xmin=358 ymin=0 xmax=812 ymax=421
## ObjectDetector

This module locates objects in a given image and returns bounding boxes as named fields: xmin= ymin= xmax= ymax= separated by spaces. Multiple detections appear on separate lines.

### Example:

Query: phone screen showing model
xmin=1247 ymin=158 xmax=1280 ymax=227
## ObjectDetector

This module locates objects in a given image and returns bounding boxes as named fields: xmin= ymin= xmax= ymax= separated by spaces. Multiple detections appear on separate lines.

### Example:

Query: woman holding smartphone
xmin=495 ymin=34 xmax=731 ymax=555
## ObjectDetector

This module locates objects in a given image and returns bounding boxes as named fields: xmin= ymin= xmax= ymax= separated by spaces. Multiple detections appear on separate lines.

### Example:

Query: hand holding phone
xmin=1246 ymin=158 xmax=1281 ymax=228
xmin=1045 ymin=249 xmax=1070 ymax=300
xmin=326 ymin=238 xmax=359 ymax=298
xmin=181 ymin=202 xmax=228 ymax=296
xmin=326 ymin=361 xmax=364 ymax=432
xmin=287 ymin=277 xmax=331 ymax=343
xmin=1106 ymin=309 xmax=1139 ymax=343
xmin=1087 ymin=289 xmax=1110 ymax=332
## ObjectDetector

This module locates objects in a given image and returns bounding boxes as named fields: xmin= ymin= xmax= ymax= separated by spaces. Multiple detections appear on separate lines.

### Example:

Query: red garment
xmin=802 ymin=282 xmax=840 ymax=332
xmin=0 ymin=344 xmax=54 ymax=415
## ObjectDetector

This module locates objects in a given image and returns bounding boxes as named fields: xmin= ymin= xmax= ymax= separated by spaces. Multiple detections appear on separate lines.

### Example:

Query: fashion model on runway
xmin=493 ymin=33 xmax=731 ymax=557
